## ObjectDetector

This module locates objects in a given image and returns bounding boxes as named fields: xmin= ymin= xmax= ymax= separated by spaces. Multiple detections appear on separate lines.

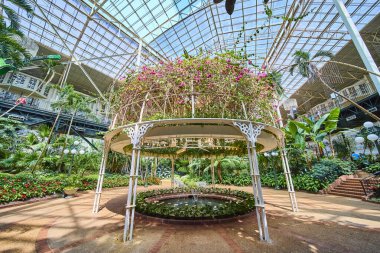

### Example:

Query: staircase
xmin=329 ymin=178 xmax=365 ymax=199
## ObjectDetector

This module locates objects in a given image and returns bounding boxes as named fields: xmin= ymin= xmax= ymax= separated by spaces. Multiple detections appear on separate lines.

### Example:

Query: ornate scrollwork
xmin=233 ymin=121 xmax=264 ymax=145
xmin=124 ymin=123 xmax=153 ymax=147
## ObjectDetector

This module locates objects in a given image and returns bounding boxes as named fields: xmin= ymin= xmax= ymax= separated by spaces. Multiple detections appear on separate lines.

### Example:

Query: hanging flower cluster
xmin=111 ymin=52 xmax=282 ymax=126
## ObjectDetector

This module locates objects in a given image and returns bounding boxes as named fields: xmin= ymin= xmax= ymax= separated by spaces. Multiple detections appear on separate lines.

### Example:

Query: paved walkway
xmin=0 ymin=184 xmax=379 ymax=253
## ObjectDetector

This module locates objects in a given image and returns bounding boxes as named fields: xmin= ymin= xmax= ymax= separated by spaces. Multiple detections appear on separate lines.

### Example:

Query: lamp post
xmin=363 ymin=121 xmax=379 ymax=158
xmin=63 ymin=140 xmax=85 ymax=175
xmin=354 ymin=121 xmax=379 ymax=159
xmin=264 ymin=151 xmax=279 ymax=190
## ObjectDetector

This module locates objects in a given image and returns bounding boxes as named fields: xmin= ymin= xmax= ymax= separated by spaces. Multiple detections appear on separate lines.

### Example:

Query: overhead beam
xmin=30 ymin=0 xmax=107 ymax=101
xmin=333 ymin=0 xmax=380 ymax=94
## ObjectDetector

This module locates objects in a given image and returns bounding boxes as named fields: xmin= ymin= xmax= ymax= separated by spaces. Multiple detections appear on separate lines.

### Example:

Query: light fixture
xmin=367 ymin=134 xmax=379 ymax=142
xmin=363 ymin=121 xmax=374 ymax=129
xmin=271 ymin=151 xmax=278 ymax=156
xmin=354 ymin=136 xmax=365 ymax=144
xmin=63 ymin=149 xmax=69 ymax=154
xmin=264 ymin=152 xmax=270 ymax=157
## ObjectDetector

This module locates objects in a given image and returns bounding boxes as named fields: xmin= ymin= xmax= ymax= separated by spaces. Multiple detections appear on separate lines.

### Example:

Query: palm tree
xmin=290 ymin=50 xmax=380 ymax=121
xmin=0 ymin=0 xmax=33 ymax=31
xmin=0 ymin=0 xmax=33 ymax=68
xmin=51 ymin=85 xmax=93 ymax=170
xmin=33 ymin=85 xmax=93 ymax=172
xmin=0 ymin=16 xmax=30 ymax=68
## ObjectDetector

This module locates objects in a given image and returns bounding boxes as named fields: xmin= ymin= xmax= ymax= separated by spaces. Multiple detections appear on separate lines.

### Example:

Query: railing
xmin=360 ymin=172 xmax=380 ymax=196
xmin=0 ymin=72 xmax=110 ymax=124
xmin=305 ymin=79 xmax=377 ymax=120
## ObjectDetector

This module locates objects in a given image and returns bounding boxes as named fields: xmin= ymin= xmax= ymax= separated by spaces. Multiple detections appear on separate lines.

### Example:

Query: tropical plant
xmin=289 ymin=50 xmax=380 ymax=121
xmin=0 ymin=0 xmax=33 ymax=30
xmin=0 ymin=117 xmax=24 ymax=160
xmin=0 ymin=0 xmax=33 ymax=69
xmin=34 ymin=85 xmax=94 ymax=172
xmin=52 ymin=85 xmax=94 ymax=170
xmin=289 ymin=107 xmax=341 ymax=159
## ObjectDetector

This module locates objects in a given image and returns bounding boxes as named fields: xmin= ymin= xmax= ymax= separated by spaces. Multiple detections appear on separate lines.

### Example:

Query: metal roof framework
xmin=10 ymin=0 xmax=380 ymax=97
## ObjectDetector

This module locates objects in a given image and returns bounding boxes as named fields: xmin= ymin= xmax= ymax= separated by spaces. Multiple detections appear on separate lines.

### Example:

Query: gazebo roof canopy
xmin=105 ymin=118 xmax=283 ymax=157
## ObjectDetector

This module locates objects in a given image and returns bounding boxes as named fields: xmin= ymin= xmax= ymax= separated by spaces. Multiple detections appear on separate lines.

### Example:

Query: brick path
xmin=0 ymin=185 xmax=379 ymax=253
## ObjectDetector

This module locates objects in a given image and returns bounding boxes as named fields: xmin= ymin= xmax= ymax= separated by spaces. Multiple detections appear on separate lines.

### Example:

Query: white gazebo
xmin=91 ymin=52 xmax=298 ymax=243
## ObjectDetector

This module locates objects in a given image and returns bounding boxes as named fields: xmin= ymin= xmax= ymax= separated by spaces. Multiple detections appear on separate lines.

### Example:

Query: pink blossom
xmin=258 ymin=72 xmax=267 ymax=79
xmin=207 ymin=73 xmax=212 ymax=78
xmin=16 ymin=97 xmax=27 ymax=105
xmin=179 ymin=82 xmax=186 ymax=87
xmin=177 ymin=59 xmax=183 ymax=64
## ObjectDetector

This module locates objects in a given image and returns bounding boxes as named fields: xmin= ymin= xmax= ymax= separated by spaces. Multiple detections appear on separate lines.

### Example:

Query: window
xmin=28 ymin=78 xmax=38 ymax=90
xmin=359 ymin=83 xmax=369 ymax=95
xmin=348 ymin=87 xmax=357 ymax=98
xmin=43 ymin=85 xmax=51 ymax=96
xmin=15 ymin=74 xmax=26 ymax=86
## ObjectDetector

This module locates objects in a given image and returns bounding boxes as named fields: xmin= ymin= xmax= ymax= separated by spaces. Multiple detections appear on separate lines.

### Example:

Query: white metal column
xmin=333 ymin=0 xmax=380 ymax=94
xmin=92 ymin=139 xmax=111 ymax=213
xmin=123 ymin=123 xmax=153 ymax=242
xmin=278 ymin=140 xmax=298 ymax=212
xmin=233 ymin=122 xmax=270 ymax=242
xmin=211 ymin=157 xmax=215 ymax=187
xmin=171 ymin=157 xmax=175 ymax=187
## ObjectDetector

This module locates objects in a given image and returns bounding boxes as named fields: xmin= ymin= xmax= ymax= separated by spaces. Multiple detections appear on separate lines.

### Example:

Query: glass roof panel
xmin=8 ymin=0 xmax=380 ymax=96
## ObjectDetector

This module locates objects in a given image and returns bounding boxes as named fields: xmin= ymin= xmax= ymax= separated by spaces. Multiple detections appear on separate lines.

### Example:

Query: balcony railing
xmin=0 ymin=72 xmax=110 ymax=124
xmin=305 ymin=80 xmax=377 ymax=119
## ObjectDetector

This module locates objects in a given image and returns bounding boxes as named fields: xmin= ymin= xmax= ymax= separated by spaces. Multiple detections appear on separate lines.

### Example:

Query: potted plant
xmin=63 ymin=175 xmax=80 ymax=197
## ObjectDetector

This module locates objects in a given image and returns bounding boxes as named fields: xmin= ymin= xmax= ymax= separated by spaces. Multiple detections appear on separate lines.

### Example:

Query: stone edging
xmin=135 ymin=210 xmax=255 ymax=225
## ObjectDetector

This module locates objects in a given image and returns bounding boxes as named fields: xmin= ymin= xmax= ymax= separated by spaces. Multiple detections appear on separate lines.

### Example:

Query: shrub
xmin=136 ymin=187 xmax=255 ymax=219
xmin=364 ymin=163 xmax=380 ymax=174
xmin=311 ymin=158 xmax=355 ymax=182
xmin=0 ymin=173 xmax=160 ymax=204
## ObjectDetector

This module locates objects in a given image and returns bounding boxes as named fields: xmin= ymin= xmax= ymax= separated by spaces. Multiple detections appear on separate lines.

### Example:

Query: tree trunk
xmin=217 ymin=162 xmax=222 ymax=183
xmin=32 ymin=108 xmax=62 ymax=173
xmin=328 ymin=133 xmax=335 ymax=157
xmin=58 ymin=110 xmax=77 ymax=172
xmin=318 ymin=74 xmax=380 ymax=121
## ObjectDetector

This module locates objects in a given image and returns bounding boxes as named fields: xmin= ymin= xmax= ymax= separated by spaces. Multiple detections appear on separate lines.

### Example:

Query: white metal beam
xmin=333 ymin=0 xmax=380 ymax=94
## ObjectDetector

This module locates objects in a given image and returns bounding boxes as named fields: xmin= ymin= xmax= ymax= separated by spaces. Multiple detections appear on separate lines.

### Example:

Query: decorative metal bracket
xmin=124 ymin=123 xmax=153 ymax=147
xmin=233 ymin=121 xmax=264 ymax=145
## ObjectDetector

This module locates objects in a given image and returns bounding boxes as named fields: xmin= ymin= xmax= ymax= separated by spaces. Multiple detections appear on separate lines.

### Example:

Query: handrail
xmin=360 ymin=171 xmax=380 ymax=196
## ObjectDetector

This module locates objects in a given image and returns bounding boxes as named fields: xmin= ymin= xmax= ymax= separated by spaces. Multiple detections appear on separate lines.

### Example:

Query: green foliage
xmin=0 ymin=173 xmax=160 ymax=204
xmin=311 ymin=158 xmax=355 ymax=182
xmin=136 ymin=187 xmax=255 ymax=219
xmin=364 ymin=163 xmax=380 ymax=174
xmin=286 ymin=108 xmax=340 ymax=158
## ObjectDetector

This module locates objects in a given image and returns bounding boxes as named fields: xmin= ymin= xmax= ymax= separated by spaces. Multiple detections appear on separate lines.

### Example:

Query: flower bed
xmin=136 ymin=187 xmax=255 ymax=220
xmin=0 ymin=173 xmax=160 ymax=204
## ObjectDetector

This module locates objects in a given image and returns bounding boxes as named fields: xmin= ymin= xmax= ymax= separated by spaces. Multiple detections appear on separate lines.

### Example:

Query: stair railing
xmin=360 ymin=171 xmax=380 ymax=196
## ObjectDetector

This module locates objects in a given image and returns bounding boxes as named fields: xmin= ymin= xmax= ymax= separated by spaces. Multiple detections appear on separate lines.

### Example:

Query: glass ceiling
xmin=12 ymin=0 xmax=380 ymax=97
